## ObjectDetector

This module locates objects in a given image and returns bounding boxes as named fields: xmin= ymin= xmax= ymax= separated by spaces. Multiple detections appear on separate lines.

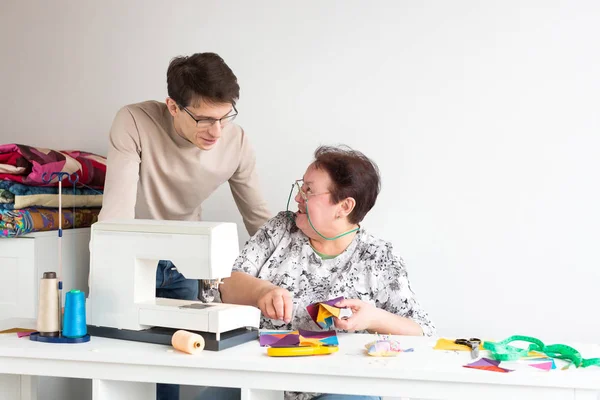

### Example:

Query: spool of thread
xmin=37 ymin=272 xmax=59 ymax=337
xmin=171 ymin=330 xmax=205 ymax=354
xmin=62 ymin=289 xmax=87 ymax=338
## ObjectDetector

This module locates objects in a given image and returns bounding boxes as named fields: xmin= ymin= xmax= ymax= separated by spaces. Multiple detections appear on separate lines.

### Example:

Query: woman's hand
xmin=333 ymin=298 xmax=378 ymax=332
xmin=256 ymin=285 xmax=293 ymax=323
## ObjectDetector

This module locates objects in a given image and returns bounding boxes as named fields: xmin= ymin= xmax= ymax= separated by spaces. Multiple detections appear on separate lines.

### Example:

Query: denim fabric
xmin=195 ymin=386 xmax=240 ymax=400
xmin=156 ymin=260 xmax=199 ymax=400
xmin=155 ymin=260 xmax=199 ymax=300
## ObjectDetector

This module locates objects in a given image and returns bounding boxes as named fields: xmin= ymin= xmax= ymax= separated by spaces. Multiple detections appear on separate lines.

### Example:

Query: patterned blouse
xmin=228 ymin=212 xmax=435 ymax=400
xmin=232 ymin=211 xmax=435 ymax=334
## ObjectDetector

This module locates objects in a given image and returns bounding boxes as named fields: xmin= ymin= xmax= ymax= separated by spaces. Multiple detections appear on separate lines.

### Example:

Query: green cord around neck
xmin=286 ymin=184 xmax=359 ymax=241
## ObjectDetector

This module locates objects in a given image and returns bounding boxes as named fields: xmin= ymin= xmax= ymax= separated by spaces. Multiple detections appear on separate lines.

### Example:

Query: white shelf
xmin=0 ymin=228 xmax=91 ymax=320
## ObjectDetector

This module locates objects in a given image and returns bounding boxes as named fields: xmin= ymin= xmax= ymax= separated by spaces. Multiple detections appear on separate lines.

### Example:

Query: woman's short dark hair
xmin=167 ymin=52 xmax=240 ymax=108
xmin=313 ymin=145 xmax=381 ymax=224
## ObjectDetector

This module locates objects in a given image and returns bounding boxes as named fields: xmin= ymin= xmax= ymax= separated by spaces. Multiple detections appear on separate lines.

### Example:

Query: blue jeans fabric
xmin=155 ymin=260 xmax=199 ymax=300
xmin=156 ymin=260 xmax=199 ymax=400
xmin=194 ymin=387 xmax=381 ymax=400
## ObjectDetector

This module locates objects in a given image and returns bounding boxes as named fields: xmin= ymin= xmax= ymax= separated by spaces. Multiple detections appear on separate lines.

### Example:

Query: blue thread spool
xmin=62 ymin=289 xmax=87 ymax=338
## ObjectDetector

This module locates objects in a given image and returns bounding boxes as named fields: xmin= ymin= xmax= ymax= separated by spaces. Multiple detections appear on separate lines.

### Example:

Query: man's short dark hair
xmin=313 ymin=145 xmax=381 ymax=224
xmin=167 ymin=52 xmax=240 ymax=108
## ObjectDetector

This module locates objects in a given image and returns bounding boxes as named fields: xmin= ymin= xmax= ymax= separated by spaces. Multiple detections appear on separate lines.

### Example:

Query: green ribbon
xmin=483 ymin=335 xmax=600 ymax=368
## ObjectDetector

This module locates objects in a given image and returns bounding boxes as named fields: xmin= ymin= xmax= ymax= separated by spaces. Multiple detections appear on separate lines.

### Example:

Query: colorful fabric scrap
xmin=306 ymin=296 xmax=348 ymax=329
xmin=0 ymin=181 xmax=102 ymax=210
xmin=464 ymin=358 xmax=513 ymax=373
xmin=0 ymin=144 xmax=106 ymax=188
xmin=0 ymin=207 xmax=100 ymax=237
xmin=259 ymin=329 xmax=339 ymax=348
xmin=528 ymin=360 xmax=555 ymax=371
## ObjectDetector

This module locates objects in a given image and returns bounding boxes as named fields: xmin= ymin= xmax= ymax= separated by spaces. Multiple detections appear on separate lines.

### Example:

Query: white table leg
xmin=19 ymin=376 xmax=37 ymax=400
xmin=574 ymin=389 xmax=599 ymax=400
xmin=240 ymin=388 xmax=284 ymax=400
xmin=92 ymin=379 xmax=155 ymax=400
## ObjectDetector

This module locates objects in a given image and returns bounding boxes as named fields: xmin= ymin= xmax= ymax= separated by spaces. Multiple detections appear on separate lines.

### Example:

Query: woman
xmin=202 ymin=146 xmax=435 ymax=400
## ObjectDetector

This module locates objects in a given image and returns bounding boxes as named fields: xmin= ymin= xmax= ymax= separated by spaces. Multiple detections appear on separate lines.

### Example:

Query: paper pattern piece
xmin=306 ymin=296 xmax=345 ymax=329
xmin=464 ymin=358 xmax=513 ymax=373
xmin=259 ymin=329 xmax=338 ymax=348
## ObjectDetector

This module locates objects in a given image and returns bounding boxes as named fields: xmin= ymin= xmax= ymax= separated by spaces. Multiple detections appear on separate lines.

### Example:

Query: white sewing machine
xmin=86 ymin=219 xmax=260 ymax=350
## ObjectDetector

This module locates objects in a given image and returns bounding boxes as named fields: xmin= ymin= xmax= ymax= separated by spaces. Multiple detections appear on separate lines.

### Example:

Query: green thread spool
xmin=62 ymin=289 xmax=87 ymax=338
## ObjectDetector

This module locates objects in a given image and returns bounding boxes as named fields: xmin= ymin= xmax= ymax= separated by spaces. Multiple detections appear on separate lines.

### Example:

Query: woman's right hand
xmin=256 ymin=285 xmax=293 ymax=323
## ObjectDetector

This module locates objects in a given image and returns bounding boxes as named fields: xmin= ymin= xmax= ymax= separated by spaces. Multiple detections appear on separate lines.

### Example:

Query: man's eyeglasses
xmin=181 ymin=105 xmax=238 ymax=128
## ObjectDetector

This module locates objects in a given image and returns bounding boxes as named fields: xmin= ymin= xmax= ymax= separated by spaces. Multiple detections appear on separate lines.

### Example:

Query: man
xmin=98 ymin=52 xmax=271 ymax=399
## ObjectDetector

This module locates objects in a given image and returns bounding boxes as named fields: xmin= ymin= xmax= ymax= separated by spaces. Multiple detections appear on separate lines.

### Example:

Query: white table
xmin=1 ymin=319 xmax=599 ymax=400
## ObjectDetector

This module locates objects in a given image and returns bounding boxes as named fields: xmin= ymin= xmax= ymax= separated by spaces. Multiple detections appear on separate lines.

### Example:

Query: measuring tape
xmin=483 ymin=335 xmax=600 ymax=368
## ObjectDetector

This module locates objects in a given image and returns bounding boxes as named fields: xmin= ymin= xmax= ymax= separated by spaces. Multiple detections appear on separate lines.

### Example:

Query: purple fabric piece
xmin=270 ymin=334 xmax=300 ymax=348
xmin=321 ymin=296 xmax=344 ymax=306
xmin=466 ymin=358 xmax=501 ymax=368
xmin=298 ymin=329 xmax=336 ymax=339
xmin=259 ymin=334 xmax=287 ymax=347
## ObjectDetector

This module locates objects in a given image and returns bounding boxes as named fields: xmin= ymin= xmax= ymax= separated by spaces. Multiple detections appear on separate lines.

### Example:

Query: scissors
xmin=455 ymin=338 xmax=481 ymax=359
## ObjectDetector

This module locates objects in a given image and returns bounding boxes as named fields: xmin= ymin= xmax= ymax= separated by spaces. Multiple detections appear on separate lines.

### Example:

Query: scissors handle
xmin=455 ymin=338 xmax=481 ymax=359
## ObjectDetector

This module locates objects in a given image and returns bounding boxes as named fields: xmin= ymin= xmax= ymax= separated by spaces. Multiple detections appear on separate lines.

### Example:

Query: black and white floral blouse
xmin=231 ymin=211 xmax=435 ymax=336
xmin=226 ymin=211 xmax=435 ymax=400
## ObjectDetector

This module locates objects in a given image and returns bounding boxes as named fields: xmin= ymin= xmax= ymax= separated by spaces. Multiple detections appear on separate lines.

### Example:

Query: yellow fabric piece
xmin=316 ymin=303 xmax=341 ymax=324
xmin=0 ymin=328 xmax=35 ymax=334
xmin=299 ymin=338 xmax=324 ymax=347
xmin=524 ymin=350 xmax=549 ymax=359
xmin=320 ymin=303 xmax=341 ymax=318
xmin=316 ymin=306 xmax=330 ymax=323
xmin=434 ymin=338 xmax=484 ymax=351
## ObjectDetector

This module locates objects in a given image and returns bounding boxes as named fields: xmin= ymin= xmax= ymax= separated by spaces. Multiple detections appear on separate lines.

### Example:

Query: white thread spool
xmin=172 ymin=330 xmax=205 ymax=354
xmin=37 ymin=271 xmax=59 ymax=337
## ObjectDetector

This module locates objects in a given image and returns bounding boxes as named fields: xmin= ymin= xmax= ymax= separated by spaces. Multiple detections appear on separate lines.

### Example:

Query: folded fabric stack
xmin=0 ymin=144 xmax=106 ymax=237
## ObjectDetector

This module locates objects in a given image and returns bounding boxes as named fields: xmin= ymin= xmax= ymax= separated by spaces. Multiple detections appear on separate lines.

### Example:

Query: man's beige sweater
xmin=98 ymin=101 xmax=271 ymax=235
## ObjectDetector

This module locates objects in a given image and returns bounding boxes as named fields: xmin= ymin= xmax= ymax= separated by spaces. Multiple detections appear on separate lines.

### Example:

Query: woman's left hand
xmin=333 ymin=298 xmax=378 ymax=332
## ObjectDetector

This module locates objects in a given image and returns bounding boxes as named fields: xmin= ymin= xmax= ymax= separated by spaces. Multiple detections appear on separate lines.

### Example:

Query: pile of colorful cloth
xmin=0 ymin=144 xmax=106 ymax=237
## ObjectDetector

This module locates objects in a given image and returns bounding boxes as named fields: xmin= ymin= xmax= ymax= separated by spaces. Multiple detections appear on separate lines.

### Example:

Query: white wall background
xmin=1 ymin=0 xmax=599 ymax=347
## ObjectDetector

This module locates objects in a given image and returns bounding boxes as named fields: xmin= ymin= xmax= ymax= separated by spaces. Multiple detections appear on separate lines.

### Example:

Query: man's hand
xmin=333 ymin=298 xmax=378 ymax=332
xmin=256 ymin=286 xmax=293 ymax=323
